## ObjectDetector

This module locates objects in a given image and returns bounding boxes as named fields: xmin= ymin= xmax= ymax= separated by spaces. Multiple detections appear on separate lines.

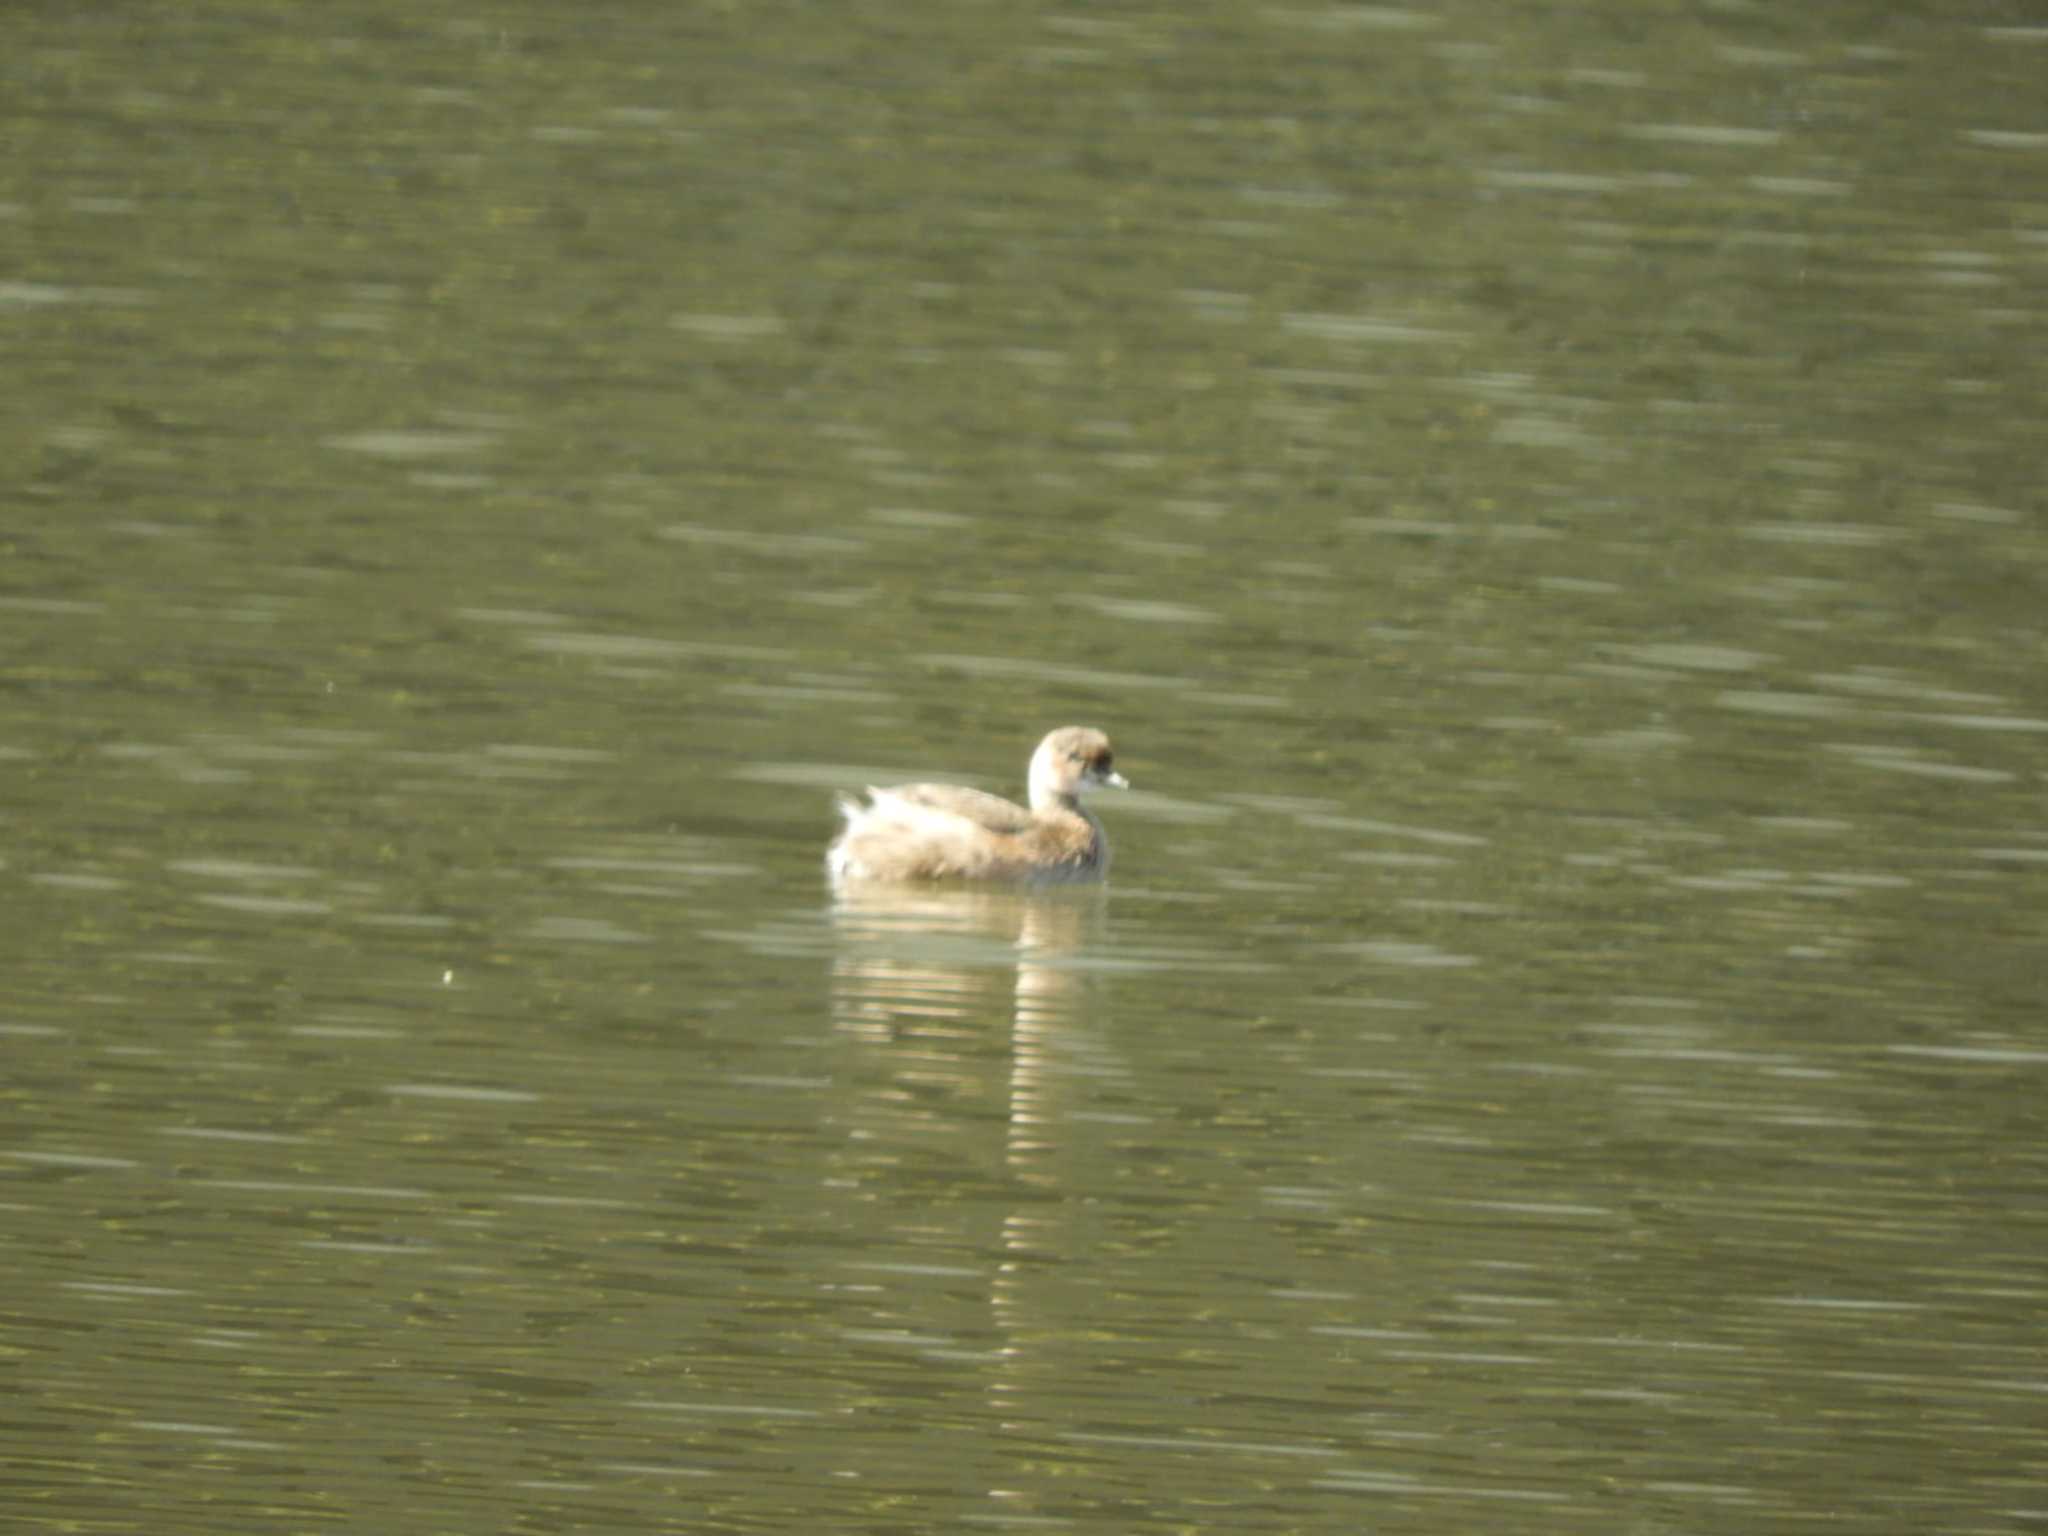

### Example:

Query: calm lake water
xmin=6 ymin=3 xmax=2047 ymax=1532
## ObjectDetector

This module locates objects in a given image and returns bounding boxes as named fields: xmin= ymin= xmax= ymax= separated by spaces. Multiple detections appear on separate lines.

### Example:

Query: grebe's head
xmin=1028 ymin=726 xmax=1128 ymax=807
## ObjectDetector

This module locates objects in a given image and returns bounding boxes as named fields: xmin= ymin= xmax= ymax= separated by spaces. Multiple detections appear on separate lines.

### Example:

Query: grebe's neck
xmin=1026 ymin=747 xmax=1077 ymax=813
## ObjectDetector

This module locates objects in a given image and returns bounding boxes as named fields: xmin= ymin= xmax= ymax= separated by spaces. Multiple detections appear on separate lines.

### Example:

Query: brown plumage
xmin=827 ymin=726 xmax=1129 ymax=884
